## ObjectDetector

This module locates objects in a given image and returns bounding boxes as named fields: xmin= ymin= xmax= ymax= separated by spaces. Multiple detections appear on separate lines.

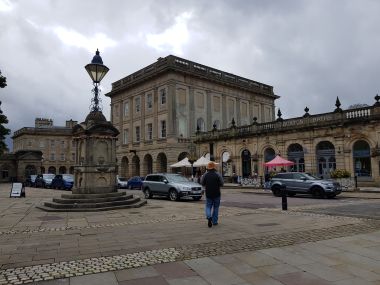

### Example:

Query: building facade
xmin=105 ymin=55 xmax=278 ymax=177
xmin=12 ymin=118 xmax=77 ymax=178
xmin=196 ymin=97 xmax=380 ymax=186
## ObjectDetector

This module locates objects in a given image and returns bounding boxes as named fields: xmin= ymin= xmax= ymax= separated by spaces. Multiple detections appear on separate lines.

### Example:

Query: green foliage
xmin=0 ymin=70 xmax=6 ymax=88
xmin=330 ymin=169 xmax=351 ymax=178
xmin=0 ymin=69 xmax=10 ymax=154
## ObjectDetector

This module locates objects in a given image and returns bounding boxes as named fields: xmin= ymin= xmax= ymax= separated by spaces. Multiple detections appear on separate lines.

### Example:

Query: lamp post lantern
xmin=85 ymin=49 xmax=109 ymax=112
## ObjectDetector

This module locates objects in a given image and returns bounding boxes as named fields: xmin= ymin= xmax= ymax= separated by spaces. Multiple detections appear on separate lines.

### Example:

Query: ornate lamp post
xmin=85 ymin=49 xmax=109 ymax=111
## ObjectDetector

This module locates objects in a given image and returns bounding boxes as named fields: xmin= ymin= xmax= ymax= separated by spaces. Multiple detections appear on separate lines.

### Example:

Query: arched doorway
xmin=41 ymin=167 xmax=45 ymax=174
xmin=264 ymin=148 xmax=276 ymax=181
xmin=287 ymin=143 xmax=305 ymax=172
xmin=59 ymin=166 xmax=66 ymax=174
xmin=121 ymin=156 xmax=129 ymax=177
xmin=69 ymin=166 xmax=74 ymax=174
xmin=143 ymin=154 xmax=153 ymax=176
xmin=131 ymin=155 xmax=140 ymax=176
xmin=157 ymin=153 xmax=167 ymax=173
xmin=25 ymin=165 xmax=37 ymax=176
xmin=353 ymin=140 xmax=371 ymax=177
xmin=222 ymin=151 xmax=232 ymax=178
xmin=178 ymin=152 xmax=188 ymax=161
xmin=241 ymin=149 xmax=251 ymax=178
xmin=316 ymin=141 xmax=335 ymax=178
xmin=48 ymin=166 xmax=56 ymax=174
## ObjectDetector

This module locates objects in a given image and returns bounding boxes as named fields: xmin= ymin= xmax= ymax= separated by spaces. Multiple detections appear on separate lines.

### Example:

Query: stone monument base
xmin=36 ymin=191 xmax=146 ymax=212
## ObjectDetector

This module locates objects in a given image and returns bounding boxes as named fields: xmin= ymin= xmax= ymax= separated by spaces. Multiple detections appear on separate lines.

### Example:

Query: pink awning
xmin=264 ymin=155 xmax=295 ymax=167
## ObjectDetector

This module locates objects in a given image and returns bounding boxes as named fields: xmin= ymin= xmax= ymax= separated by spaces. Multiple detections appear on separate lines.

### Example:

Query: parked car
xmin=116 ymin=176 xmax=129 ymax=188
xmin=269 ymin=172 xmax=342 ymax=198
xmin=51 ymin=174 xmax=74 ymax=190
xmin=34 ymin=173 xmax=56 ymax=188
xmin=142 ymin=173 xmax=204 ymax=201
xmin=24 ymin=175 xmax=37 ymax=187
xmin=126 ymin=176 xmax=144 ymax=189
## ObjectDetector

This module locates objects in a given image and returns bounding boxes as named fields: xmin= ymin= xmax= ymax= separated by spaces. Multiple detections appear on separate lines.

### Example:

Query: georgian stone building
xmin=12 ymin=118 xmax=77 ymax=179
xmin=105 ymin=55 xmax=278 ymax=177
xmin=196 ymin=97 xmax=380 ymax=186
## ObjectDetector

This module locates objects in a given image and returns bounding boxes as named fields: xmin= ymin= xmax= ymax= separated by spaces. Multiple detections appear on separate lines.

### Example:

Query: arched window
xmin=241 ymin=149 xmax=251 ymax=178
xmin=196 ymin=118 xmax=206 ymax=132
xmin=316 ymin=141 xmax=335 ymax=178
xmin=353 ymin=140 xmax=371 ymax=177
xmin=213 ymin=120 xmax=220 ymax=130
xmin=222 ymin=151 xmax=232 ymax=177
xmin=287 ymin=143 xmax=304 ymax=172
xmin=157 ymin=153 xmax=167 ymax=173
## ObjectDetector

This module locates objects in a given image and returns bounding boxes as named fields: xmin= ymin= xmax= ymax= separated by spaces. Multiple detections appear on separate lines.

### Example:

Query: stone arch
xmin=241 ymin=149 xmax=251 ymax=178
xmin=287 ymin=143 xmax=304 ymax=172
xmin=121 ymin=156 xmax=129 ymax=177
xmin=157 ymin=153 xmax=167 ymax=173
xmin=48 ymin=166 xmax=56 ymax=174
xmin=25 ymin=165 xmax=37 ymax=176
xmin=178 ymin=152 xmax=188 ymax=161
xmin=353 ymin=140 xmax=371 ymax=177
xmin=143 ymin=154 xmax=153 ymax=176
xmin=131 ymin=155 xmax=140 ymax=176
xmin=316 ymin=141 xmax=335 ymax=178
xmin=59 ymin=166 xmax=66 ymax=174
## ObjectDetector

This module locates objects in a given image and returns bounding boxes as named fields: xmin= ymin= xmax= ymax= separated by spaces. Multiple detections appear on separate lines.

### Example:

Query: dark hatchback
xmin=51 ymin=174 xmax=74 ymax=190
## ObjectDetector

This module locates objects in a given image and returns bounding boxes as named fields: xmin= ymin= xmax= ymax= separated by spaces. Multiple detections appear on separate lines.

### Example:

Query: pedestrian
xmin=201 ymin=161 xmax=224 ymax=228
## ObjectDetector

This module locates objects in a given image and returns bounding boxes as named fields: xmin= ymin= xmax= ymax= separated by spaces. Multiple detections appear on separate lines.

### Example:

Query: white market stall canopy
xmin=169 ymin=157 xmax=191 ymax=168
xmin=193 ymin=156 xmax=219 ymax=167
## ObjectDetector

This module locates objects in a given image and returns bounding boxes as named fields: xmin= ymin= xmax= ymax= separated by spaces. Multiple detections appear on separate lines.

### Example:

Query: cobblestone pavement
xmin=1 ymin=184 xmax=380 ymax=284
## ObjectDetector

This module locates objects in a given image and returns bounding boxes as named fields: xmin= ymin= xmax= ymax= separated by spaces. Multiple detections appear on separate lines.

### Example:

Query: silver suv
xmin=142 ymin=173 xmax=204 ymax=201
xmin=269 ymin=172 xmax=342 ymax=198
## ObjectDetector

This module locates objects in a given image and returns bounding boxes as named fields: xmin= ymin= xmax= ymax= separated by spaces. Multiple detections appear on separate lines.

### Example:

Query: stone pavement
xmin=0 ymin=183 xmax=380 ymax=284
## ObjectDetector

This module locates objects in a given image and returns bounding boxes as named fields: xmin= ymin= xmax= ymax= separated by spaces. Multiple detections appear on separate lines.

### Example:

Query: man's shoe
xmin=213 ymin=223 xmax=218 ymax=226
xmin=208 ymin=218 xmax=212 ymax=228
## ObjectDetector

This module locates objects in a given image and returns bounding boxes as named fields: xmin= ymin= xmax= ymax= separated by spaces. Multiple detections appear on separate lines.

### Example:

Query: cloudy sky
xmin=1 ymin=0 xmax=380 ymax=150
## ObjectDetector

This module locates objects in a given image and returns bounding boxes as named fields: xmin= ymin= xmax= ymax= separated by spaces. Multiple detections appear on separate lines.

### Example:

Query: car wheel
xmin=272 ymin=186 xmax=282 ymax=197
xmin=192 ymin=196 xmax=202 ymax=201
xmin=169 ymin=189 xmax=179 ymax=201
xmin=312 ymin=187 xmax=325 ymax=198
xmin=143 ymin=188 xmax=152 ymax=199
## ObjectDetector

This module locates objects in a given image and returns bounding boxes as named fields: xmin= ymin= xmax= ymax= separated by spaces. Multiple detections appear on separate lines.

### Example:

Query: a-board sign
xmin=10 ymin=183 xmax=25 ymax=198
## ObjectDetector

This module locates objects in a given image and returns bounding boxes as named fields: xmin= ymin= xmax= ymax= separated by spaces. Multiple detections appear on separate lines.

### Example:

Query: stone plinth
xmin=72 ymin=110 xmax=119 ymax=194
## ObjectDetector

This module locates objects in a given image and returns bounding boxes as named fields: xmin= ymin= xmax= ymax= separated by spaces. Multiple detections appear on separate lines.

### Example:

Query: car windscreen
xmin=43 ymin=174 xmax=55 ymax=179
xmin=118 ymin=177 xmax=127 ymax=181
xmin=302 ymin=173 xmax=320 ymax=180
xmin=62 ymin=175 xmax=74 ymax=181
xmin=166 ymin=174 xmax=189 ymax=182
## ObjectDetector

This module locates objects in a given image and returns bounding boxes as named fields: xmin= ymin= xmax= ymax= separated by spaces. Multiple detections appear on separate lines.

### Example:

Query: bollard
xmin=281 ymin=185 xmax=287 ymax=211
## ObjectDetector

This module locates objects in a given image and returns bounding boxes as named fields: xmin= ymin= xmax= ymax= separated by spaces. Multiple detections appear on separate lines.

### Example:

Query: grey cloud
xmin=1 ymin=0 xmax=380 ymax=150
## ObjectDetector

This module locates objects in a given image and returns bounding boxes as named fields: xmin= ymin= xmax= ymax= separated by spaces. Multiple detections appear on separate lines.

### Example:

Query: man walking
xmin=201 ymin=161 xmax=224 ymax=228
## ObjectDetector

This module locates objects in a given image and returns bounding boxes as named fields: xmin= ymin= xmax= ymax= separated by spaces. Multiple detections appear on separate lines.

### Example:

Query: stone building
xmin=196 ymin=97 xmax=380 ymax=186
xmin=12 ymin=118 xmax=77 ymax=177
xmin=105 ymin=55 xmax=278 ymax=177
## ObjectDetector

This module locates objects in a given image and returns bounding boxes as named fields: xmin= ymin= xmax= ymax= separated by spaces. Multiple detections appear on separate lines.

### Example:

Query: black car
xmin=51 ymin=174 xmax=74 ymax=190
xmin=34 ymin=174 xmax=55 ymax=188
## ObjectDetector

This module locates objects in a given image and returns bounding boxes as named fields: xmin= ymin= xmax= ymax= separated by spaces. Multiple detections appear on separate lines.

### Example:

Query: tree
xmin=0 ymin=69 xmax=10 ymax=154
xmin=0 ymin=70 xmax=6 ymax=88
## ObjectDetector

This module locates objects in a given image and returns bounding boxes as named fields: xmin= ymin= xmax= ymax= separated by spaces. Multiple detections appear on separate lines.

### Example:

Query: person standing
xmin=201 ymin=161 xmax=224 ymax=228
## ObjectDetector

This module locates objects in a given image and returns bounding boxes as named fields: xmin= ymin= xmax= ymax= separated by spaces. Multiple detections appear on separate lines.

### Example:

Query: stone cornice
xmin=105 ymin=55 xmax=278 ymax=99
